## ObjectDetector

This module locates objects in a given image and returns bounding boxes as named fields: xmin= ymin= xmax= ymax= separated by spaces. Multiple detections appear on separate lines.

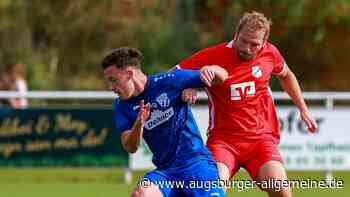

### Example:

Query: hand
xmin=200 ymin=66 xmax=215 ymax=87
xmin=300 ymin=110 xmax=318 ymax=133
xmin=181 ymin=88 xmax=198 ymax=104
xmin=137 ymin=100 xmax=150 ymax=124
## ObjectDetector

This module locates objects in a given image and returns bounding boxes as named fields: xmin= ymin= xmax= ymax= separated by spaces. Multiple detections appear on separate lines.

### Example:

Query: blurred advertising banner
xmin=0 ymin=108 xmax=127 ymax=166
xmin=129 ymin=140 xmax=154 ymax=170
xmin=278 ymin=107 xmax=350 ymax=170
xmin=130 ymin=106 xmax=350 ymax=171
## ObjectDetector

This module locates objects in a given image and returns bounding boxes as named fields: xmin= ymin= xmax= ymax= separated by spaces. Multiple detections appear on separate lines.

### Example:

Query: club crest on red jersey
xmin=252 ymin=66 xmax=262 ymax=78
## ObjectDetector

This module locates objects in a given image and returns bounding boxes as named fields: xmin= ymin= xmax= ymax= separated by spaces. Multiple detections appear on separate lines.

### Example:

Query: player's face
xmin=104 ymin=66 xmax=134 ymax=100
xmin=235 ymin=26 xmax=266 ymax=61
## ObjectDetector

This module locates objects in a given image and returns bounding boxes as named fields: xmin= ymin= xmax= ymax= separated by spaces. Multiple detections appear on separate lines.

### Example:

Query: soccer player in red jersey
xmin=176 ymin=11 xmax=318 ymax=196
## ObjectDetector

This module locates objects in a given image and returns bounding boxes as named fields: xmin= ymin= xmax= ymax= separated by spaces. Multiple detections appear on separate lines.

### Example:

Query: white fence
xmin=1 ymin=90 xmax=350 ymax=101
xmin=0 ymin=91 xmax=116 ymax=99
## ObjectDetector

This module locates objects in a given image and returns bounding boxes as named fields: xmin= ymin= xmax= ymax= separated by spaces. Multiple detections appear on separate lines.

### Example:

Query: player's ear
xmin=123 ymin=66 xmax=133 ymax=77
xmin=126 ymin=70 xmax=133 ymax=80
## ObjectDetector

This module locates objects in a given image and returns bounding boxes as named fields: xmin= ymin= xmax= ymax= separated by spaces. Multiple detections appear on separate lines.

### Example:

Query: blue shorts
xmin=141 ymin=158 xmax=224 ymax=197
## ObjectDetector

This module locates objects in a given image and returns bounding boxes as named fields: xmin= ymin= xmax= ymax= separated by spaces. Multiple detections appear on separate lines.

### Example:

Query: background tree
xmin=0 ymin=0 xmax=349 ymax=90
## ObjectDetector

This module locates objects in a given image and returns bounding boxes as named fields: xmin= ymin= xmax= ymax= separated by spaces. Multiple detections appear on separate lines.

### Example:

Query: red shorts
xmin=206 ymin=135 xmax=283 ymax=181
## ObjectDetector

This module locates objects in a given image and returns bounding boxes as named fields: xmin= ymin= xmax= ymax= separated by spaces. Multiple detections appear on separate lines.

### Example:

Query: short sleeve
xmin=113 ymin=100 xmax=133 ymax=135
xmin=178 ymin=48 xmax=212 ymax=70
xmin=171 ymin=69 xmax=205 ymax=90
xmin=271 ymin=45 xmax=286 ymax=76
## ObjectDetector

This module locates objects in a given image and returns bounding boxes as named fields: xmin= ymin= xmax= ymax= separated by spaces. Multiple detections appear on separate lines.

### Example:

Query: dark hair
xmin=101 ymin=47 xmax=142 ymax=69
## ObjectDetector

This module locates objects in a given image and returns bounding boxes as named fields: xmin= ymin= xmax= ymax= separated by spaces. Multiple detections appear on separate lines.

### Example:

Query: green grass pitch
xmin=0 ymin=168 xmax=348 ymax=197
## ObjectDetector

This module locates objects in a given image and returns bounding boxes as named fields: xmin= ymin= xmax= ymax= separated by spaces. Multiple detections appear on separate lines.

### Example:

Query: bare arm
xmin=200 ymin=65 xmax=228 ymax=86
xmin=277 ymin=65 xmax=317 ymax=133
xmin=169 ymin=64 xmax=229 ymax=83
xmin=179 ymin=65 xmax=228 ymax=104
xmin=120 ymin=100 xmax=150 ymax=153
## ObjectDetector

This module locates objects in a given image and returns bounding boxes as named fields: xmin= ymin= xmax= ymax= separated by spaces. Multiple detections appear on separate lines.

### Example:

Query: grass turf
xmin=0 ymin=168 xmax=348 ymax=197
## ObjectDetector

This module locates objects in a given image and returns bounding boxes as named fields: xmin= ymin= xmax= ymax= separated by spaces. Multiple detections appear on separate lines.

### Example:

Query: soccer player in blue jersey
xmin=102 ymin=47 xmax=228 ymax=197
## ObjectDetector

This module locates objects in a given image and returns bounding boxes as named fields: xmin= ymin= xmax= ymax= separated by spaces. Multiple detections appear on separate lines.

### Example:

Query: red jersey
xmin=178 ymin=41 xmax=286 ymax=143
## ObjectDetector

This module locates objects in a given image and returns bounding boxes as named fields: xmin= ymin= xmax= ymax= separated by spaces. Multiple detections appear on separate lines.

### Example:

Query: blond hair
xmin=236 ymin=11 xmax=272 ymax=41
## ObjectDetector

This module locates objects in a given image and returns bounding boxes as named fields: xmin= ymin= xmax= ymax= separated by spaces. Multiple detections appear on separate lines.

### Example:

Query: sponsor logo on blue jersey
xmin=145 ymin=93 xmax=174 ymax=130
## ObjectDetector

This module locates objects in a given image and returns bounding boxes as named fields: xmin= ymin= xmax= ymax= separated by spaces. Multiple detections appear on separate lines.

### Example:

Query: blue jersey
xmin=113 ymin=69 xmax=211 ymax=169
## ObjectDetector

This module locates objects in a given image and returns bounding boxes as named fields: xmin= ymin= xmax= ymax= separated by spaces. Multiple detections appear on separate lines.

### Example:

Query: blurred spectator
xmin=0 ymin=63 xmax=28 ymax=108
